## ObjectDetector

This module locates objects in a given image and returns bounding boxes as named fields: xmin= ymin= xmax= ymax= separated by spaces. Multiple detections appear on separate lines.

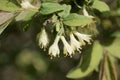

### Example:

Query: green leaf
xmin=58 ymin=4 xmax=71 ymax=18
xmin=67 ymin=41 xmax=103 ymax=78
xmin=42 ymin=0 xmax=58 ymax=2
xmin=63 ymin=13 xmax=92 ymax=27
xmin=0 ymin=12 xmax=16 ymax=35
xmin=15 ymin=11 xmax=37 ymax=21
xmin=15 ymin=10 xmax=37 ymax=31
xmin=0 ymin=0 xmax=21 ymax=11
xmin=103 ymin=38 xmax=120 ymax=59
xmin=0 ymin=20 xmax=12 ymax=35
xmin=0 ymin=12 xmax=13 ymax=25
xmin=110 ymin=31 xmax=120 ymax=37
xmin=40 ymin=3 xmax=64 ymax=15
xmin=92 ymin=0 xmax=110 ymax=12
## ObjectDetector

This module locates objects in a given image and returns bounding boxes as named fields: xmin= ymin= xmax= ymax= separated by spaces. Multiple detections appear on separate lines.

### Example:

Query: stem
xmin=73 ymin=0 xmax=82 ymax=9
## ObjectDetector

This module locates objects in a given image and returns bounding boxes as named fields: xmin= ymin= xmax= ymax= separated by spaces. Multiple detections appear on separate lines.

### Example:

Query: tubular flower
xmin=38 ymin=28 xmax=49 ymax=51
xmin=48 ymin=36 xmax=60 ymax=58
xmin=83 ymin=7 xmax=94 ymax=18
xmin=20 ymin=0 xmax=35 ymax=9
xmin=70 ymin=33 xmax=82 ymax=52
xmin=74 ymin=32 xmax=92 ymax=45
xmin=60 ymin=36 xmax=74 ymax=57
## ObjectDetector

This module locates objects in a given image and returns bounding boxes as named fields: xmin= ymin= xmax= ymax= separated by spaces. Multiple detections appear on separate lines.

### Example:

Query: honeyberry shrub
xmin=0 ymin=0 xmax=120 ymax=80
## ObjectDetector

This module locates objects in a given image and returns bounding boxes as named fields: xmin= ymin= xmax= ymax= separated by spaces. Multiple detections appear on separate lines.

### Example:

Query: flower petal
xmin=48 ymin=35 xmax=60 ymax=58
xmin=70 ymin=33 xmax=82 ymax=52
xmin=38 ymin=28 xmax=49 ymax=50
xmin=61 ymin=36 xmax=74 ymax=57
xmin=74 ymin=32 xmax=92 ymax=45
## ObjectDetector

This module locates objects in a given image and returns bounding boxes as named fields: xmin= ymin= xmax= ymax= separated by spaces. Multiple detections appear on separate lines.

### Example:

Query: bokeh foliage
xmin=0 ymin=0 xmax=120 ymax=80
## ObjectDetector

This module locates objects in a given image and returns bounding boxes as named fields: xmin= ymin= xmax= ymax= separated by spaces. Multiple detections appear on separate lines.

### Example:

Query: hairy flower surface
xmin=60 ymin=36 xmax=74 ymax=57
xmin=38 ymin=28 xmax=49 ymax=50
xmin=48 ymin=36 xmax=60 ymax=58
xmin=20 ymin=0 xmax=35 ymax=9
xmin=70 ymin=33 xmax=82 ymax=52
xmin=74 ymin=32 xmax=92 ymax=45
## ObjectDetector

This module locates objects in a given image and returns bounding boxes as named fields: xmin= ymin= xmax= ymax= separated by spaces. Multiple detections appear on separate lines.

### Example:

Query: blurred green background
xmin=0 ymin=0 xmax=120 ymax=80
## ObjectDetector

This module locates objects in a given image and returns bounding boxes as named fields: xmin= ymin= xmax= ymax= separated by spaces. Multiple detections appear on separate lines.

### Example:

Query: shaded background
xmin=0 ymin=0 xmax=120 ymax=80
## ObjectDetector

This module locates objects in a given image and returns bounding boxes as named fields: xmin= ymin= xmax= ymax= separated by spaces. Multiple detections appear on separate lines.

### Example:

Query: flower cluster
xmin=37 ymin=7 xmax=93 ymax=58
xmin=37 ymin=27 xmax=92 ymax=58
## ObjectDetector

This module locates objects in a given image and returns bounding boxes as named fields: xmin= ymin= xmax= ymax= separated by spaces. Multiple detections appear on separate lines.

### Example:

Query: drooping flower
xmin=70 ymin=33 xmax=82 ymax=52
xmin=74 ymin=32 xmax=92 ymax=45
xmin=38 ymin=28 xmax=49 ymax=51
xmin=20 ymin=0 xmax=35 ymax=9
xmin=60 ymin=36 xmax=74 ymax=57
xmin=48 ymin=35 xmax=60 ymax=58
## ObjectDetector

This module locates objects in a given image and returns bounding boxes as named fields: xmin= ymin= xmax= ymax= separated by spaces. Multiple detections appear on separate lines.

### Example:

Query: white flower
xmin=38 ymin=28 xmax=49 ymax=50
xmin=60 ymin=36 xmax=74 ymax=57
xmin=48 ymin=36 xmax=60 ymax=58
xmin=20 ymin=0 xmax=35 ymax=9
xmin=74 ymin=32 xmax=92 ymax=45
xmin=70 ymin=33 xmax=82 ymax=52
xmin=83 ymin=7 xmax=94 ymax=18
